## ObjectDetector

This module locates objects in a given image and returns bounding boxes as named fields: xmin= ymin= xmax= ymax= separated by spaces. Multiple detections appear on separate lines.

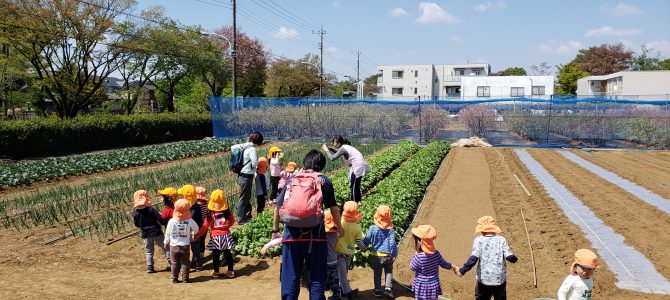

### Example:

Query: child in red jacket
xmin=158 ymin=187 xmax=178 ymax=223
xmin=195 ymin=189 xmax=236 ymax=278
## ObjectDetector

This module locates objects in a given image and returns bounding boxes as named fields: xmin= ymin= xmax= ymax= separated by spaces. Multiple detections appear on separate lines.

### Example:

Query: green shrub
xmin=0 ymin=113 xmax=212 ymax=159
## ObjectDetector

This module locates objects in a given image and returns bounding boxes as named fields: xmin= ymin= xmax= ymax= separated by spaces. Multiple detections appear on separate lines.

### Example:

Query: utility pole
xmin=357 ymin=50 xmax=360 ymax=99
xmin=313 ymin=26 xmax=325 ymax=99
xmin=232 ymin=0 xmax=237 ymax=100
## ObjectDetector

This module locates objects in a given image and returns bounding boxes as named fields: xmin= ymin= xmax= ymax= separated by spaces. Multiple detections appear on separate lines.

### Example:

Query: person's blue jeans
xmin=281 ymin=241 xmax=327 ymax=300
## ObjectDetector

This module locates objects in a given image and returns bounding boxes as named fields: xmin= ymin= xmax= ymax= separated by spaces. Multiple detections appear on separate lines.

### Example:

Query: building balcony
xmin=443 ymin=75 xmax=461 ymax=82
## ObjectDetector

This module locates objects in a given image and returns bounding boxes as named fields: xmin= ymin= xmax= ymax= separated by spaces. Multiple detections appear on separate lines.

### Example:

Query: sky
xmin=135 ymin=0 xmax=670 ymax=79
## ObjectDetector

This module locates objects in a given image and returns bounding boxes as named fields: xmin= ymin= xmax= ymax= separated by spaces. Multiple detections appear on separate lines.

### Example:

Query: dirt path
xmin=570 ymin=150 xmax=670 ymax=200
xmin=529 ymin=149 xmax=670 ymax=281
xmin=395 ymin=147 xmax=497 ymax=298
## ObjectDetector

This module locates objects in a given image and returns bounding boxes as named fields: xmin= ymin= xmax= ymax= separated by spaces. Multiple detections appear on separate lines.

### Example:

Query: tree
xmin=333 ymin=79 xmax=356 ymax=98
xmin=459 ymin=105 xmax=496 ymax=137
xmin=530 ymin=62 xmax=552 ymax=75
xmin=213 ymin=26 xmax=269 ymax=97
xmin=556 ymin=64 xmax=589 ymax=95
xmin=0 ymin=0 xmax=136 ymax=118
xmin=498 ymin=67 xmax=527 ymax=76
xmin=264 ymin=54 xmax=321 ymax=97
xmin=660 ymin=59 xmax=670 ymax=70
xmin=363 ymin=74 xmax=381 ymax=98
xmin=572 ymin=43 xmax=633 ymax=75
xmin=630 ymin=45 xmax=662 ymax=71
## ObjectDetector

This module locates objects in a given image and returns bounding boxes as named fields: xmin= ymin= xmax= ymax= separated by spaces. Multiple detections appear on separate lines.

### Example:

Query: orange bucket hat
xmin=133 ymin=190 xmax=151 ymax=208
xmin=178 ymin=184 xmax=196 ymax=206
xmin=207 ymin=189 xmax=228 ymax=212
xmin=342 ymin=201 xmax=362 ymax=222
xmin=571 ymin=249 xmax=599 ymax=272
xmin=158 ymin=187 xmax=178 ymax=201
xmin=374 ymin=205 xmax=393 ymax=230
xmin=411 ymin=225 xmax=437 ymax=254
xmin=257 ymin=156 xmax=269 ymax=173
xmin=195 ymin=186 xmax=208 ymax=201
xmin=173 ymin=199 xmax=192 ymax=221
xmin=285 ymin=161 xmax=297 ymax=172
xmin=324 ymin=210 xmax=338 ymax=233
xmin=474 ymin=215 xmax=501 ymax=234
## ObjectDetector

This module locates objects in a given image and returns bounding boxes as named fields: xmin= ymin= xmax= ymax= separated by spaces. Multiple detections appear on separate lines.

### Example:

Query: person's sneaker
xmin=195 ymin=265 xmax=204 ymax=272
xmin=345 ymin=289 xmax=359 ymax=299
xmin=171 ymin=278 xmax=179 ymax=284
xmin=383 ymin=288 xmax=394 ymax=299
xmin=182 ymin=277 xmax=190 ymax=283
xmin=373 ymin=290 xmax=382 ymax=298
xmin=146 ymin=265 xmax=156 ymax=274
xmin=211 ymin=271 xmax=220 ymax=278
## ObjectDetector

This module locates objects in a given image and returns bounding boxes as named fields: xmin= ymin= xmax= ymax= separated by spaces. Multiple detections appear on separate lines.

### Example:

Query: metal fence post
xmin=306 ymin=98 xmax=314 ymax=142
xmin=545 ymin=96 xmax=553 ymax=146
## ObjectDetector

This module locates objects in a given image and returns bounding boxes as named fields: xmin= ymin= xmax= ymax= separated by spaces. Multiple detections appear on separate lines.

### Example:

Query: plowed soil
xmin=529 ymin=149 xmax=670 ymax=282
xmin=569 ymin=149 xmax=670 ymax=200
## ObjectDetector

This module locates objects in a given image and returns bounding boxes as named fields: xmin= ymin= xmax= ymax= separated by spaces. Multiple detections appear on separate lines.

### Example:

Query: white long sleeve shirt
xmin=558 ymin=274 xmax=593 ymax=300
xmin=164 ymin=218 xmax=199 ymax=246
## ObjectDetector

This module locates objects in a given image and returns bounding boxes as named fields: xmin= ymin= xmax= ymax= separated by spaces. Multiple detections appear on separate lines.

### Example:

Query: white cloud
xmin=537 ymin=39 xmax=583 ymax=55
xmin=473 ymin=1 xmax=506 ymax=12
xmin=449 ymin=35 xmax=465 ymax=43
xmin=332 ymin=2 xmax=340 ymax=8
xmin=327 ymin=47 xmax=338 ymax=55
xmin=602 ymin=2 xmax=643 ymax=17
xmin=416 ymin=2 xmax=462 ymax=24
xmin=272 ymin=26 xmax=299 ymax=39
xmin=389 ymin=8 xmax=408 ymax=18
xmin=584 ymin=26 xmax=642 ymax=37
xmin=645 ymin=40 xmax=670 ymax=55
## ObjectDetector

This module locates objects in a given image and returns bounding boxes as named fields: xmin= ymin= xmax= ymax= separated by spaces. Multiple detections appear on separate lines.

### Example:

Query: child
xmin=557 ymin=249 xmax=598 ymax=300
xmin=324 ymin=209 xmax=342 ymax=300
xmin=268 ymin=146 xmax=283 ymax=201
xmin=255 ymin=157 xmax=270 ymax=215
xmin=158 ymin=187 xmax=178 ymax=223
xmin=278 ymin=161 xmax=297 ymax=191
xmin=458 ymin=216 xmax=518 ymax=300
xmin=195 ymin=189 xmax=236 ymax=278
xmin=132 ymin=190 xmax=170 ymax=273
xmin=410 ymin=225 xmax=458 ymax=300
xmin=362 ymin=205 xmax=397 ymax=298
xmin=178 ymin=184 xmax=204 ymax=271
xmin=336 ymin=201 xmax=366 ymax=299
xmin=195 ymin=186 xmax=210 ymax=260
xmin=164 ymin=199 xmax=199 ymax=283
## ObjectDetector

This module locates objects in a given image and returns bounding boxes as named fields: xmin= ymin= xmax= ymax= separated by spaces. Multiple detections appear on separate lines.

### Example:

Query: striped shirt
xmin=362 ymin=225 xmax=397 ymax=257
xmin=410 ymin=251 xmax=452 ymax=300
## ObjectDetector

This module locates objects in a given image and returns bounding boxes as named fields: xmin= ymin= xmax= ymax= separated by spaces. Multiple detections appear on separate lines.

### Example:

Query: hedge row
xmin=0 ymin=113 xmax=213 ymax=159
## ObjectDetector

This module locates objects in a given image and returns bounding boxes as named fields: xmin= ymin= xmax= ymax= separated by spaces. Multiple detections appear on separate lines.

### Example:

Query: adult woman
xmin=272 ymin=150 xmax=344 ymax=299
xmin=235 ymin=131 xmax=263 ymax=224
xmin=321 ymin=136 xmax=370 ymax=203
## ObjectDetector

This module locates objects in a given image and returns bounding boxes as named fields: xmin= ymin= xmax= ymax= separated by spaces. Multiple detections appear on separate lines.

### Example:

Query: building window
xmin=434 ymin=78 xmax=438 ymax=83
xmin=511 ymin=87 xmax=524 ymax=97
xmin=477 ymin=86 xmax=490 ymax=97
xmin=532 ymin=86 xmax=545 ymax=96
xmin=459 ymin=69 xmax=465 ymax=75
xmin=392 ymin=87 xmax=403 ymax=95
xmin=415 ymin=70 xmax=418 ymax=77
xmin=392 ymin=70 xmax=404 ymax=79
xmin=414 ymin=88 xmax=417 ymax=94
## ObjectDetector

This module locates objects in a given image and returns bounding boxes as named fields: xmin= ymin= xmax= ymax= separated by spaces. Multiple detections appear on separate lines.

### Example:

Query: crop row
xmin=0 ymin=138 xmax=241 ymax=189
xmin=354 ymin=140 xmax=450 ymax=266
xmin=232 ymin=141 xmax=420 ymax=257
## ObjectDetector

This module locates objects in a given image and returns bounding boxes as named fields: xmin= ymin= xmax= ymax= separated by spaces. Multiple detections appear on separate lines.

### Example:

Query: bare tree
xmin=459 ymin=105 xmax=496 ymax=137
xmin=530 ymin=62 xmax=552 ymax=75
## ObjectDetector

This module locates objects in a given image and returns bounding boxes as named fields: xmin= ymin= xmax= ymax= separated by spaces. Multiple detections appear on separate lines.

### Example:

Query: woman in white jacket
xmin=322 ymin=136 xmax=370 ymax=203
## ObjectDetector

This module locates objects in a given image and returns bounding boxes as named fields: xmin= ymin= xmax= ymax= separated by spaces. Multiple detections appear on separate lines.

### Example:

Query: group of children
xmin=133 ymin=184 xmax=237 ymax=283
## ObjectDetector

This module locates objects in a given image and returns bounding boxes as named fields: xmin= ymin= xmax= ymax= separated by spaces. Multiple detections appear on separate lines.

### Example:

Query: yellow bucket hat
xmin=158 ymin=187 xmax=178 ymax=201
xmin=207 ymin=189 xmax=229 ymax=212
xmin=178 ymin=184 xmax=196 ymax=206
xmin=268 ymin=146 xmax=282 ymax=158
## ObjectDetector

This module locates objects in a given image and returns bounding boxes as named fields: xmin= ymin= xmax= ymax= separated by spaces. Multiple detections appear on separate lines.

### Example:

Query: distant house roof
xmin=102 ymin=77 xmax=124 ymax=88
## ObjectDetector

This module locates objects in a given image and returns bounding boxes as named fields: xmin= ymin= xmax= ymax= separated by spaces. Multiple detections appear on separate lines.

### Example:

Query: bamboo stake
xmin=520 ymin=208 xmax=537 ymax=288
xmin=514 ymin=173 xmax=532 ymax=197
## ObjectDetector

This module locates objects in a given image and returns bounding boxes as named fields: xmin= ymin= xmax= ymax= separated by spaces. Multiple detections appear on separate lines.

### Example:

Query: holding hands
xmin=451 ymin=264 xmax=463 ymax=277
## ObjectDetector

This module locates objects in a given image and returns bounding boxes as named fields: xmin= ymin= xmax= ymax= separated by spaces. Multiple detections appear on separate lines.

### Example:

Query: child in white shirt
xmin=557 ymin=249 xmax=599 ymax=300
xmin=164 ymin=199 xmax=199 ymax=284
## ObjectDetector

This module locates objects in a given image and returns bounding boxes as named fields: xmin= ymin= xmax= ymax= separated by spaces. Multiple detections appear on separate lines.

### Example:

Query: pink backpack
xmin=279 ymin=170 xmax=323 ymax=228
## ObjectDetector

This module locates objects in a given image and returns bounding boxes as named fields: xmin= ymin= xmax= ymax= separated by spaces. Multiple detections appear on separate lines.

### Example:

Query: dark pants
xmin=281 ymin=241 xmax=328 ymax=300
xmin=270 ymin=176 xmax=281 ymax=200
xmin=170 ymin=245 xmax=190 ymax=280
xmin=237 ymin=174 xmax=254 ymax=222
xmin=326 ymin=263 xmax=341 ymax=300
xmin=349 ymin=173 xmax=362 ymax=203
xmin=212 ymin=249 xmax=234 ymax=273
xmin=475 ymin=281 xmax=507 ymax=300
xmin=257 ymin=195 xmax=267 ymax=215
xmin=190 ymin=241 xmax=202 ymax=267
xmin=370 ymin=255 xmax=393 ymax=291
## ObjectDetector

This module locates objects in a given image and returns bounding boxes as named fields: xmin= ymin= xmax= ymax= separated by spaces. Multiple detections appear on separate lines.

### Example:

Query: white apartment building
xmin=577 ymin=71 xmax=670 ymax=100
xmin=377 ymin=63 xmax=554 ymax=100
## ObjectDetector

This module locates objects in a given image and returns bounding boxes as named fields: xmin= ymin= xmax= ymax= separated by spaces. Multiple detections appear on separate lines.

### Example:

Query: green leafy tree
xmin=556 ymin=64 xmax=589 ymax=95
xmin=498 ymin=67 xmax=527 ymax=76
xmin=363 ymin=74 xmax=381 ymax=98
xmin=572 ymin=43 xmax=633 ymax=75
xmin=630 ymin=46 xmax=661 ymax=71
xmin=264 ymin=54 xmax=320 ymax=97
xmin=659 ymin=59 xmax=670 ymax=70
xmin=333 ymin=80 xmax=356 ymax=98
xmin=0 ymin=0 xmax=136 ymax=118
